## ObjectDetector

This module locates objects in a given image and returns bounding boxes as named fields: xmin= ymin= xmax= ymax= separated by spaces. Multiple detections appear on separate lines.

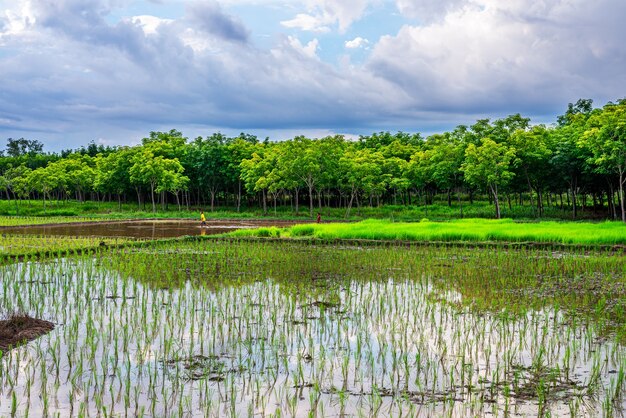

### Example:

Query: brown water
xmin=0 ymin=219 xmax=301 ymax=239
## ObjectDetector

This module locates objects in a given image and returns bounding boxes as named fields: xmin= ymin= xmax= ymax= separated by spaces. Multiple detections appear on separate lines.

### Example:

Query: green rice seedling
xmin=0 ymin=239 xmax=623 ymax=416
xmin=229 ymin=218 xmax=626 ymax=246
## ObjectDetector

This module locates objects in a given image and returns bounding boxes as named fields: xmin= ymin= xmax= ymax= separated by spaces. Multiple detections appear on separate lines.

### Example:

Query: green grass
xmin=229 ymin=218 xmax=626 ymax=245
xmin=0 ymin=216 xmax=110 ymax=227
xmin=0 ymin=234 xmax=130 ymax=259
xmin=0 ymin=198 xmax=612 ymax=222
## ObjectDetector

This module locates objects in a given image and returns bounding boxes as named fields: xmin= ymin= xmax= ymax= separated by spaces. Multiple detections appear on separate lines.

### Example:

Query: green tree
xmin=26 ymin=166 xmax=60 ymax=212
xmin=462 ymin=138 xmax=516 ymax=219
xmin=6 ymin=138 xmax=44 ymax=157
xmin=339 ymin=147 xmax=386 ymax=217
xmin=52 ymin=155 xmax=96 ymax=202
xmin=287 ymin=137 xmax=325 ymax=217
xmin=551 ymin=105 xmax=593 ymax=219
xmin=223 ymin=135 xmax=258 ymax=212
xmin=581 ymin=101 xmax=626 ymax=221
xmin=509 ymin=125 xmax=553 ymax=217
xmin=129 ymin=146 xmax=186 ymax=213
xmin=241 ymin=145 xmax=279 ymax=215
xmin=420 ymin=135 xmax=465 ymax=211
xmin=186 ymin=134 xmax=227 ymax=211
xmin=5 ymin=165 xmax=32 ymax=203
xmin=95 ymin=147 xmax=136 ymax=209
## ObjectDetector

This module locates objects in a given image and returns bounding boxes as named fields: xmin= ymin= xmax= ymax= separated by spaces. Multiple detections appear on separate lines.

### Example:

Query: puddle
xmin=0 ymin=219 xmax=301 ymax=239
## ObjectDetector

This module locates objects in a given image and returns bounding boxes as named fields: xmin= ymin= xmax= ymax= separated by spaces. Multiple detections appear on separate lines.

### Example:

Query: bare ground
xmin=0 ymin=314 xmax=54 ymax=351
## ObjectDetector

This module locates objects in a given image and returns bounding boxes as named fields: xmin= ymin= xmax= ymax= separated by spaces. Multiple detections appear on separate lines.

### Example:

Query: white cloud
xmin=345 ymin=36 xmax=369 ymax=49
xmin=130 ymin=15 xmax=172 ymax=35
xmin=395 ymin=0 xmax=468 ymax=21
xmin=281 ymin=13 xmax=330 ymax=33
xmin=369 ymin=0 xmax=626 ymax=113
xmin=0 ymin=1 xmax=37 ymax=41
xmin=0 ymin=0 xmax=410 ymax=149
xmin=1 ymin=0 xmax=625 ymax=149
xmin=288 ymin=35 xmax=320 ymax=58
xmin=281 ymin=0 xmax=371 ymax=33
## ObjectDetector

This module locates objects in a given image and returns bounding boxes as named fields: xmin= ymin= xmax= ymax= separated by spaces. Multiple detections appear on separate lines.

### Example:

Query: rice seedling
xmin=229 ymin=218 xmax=626 ymax=246
xmin=0 ymin=238 xmax=622 ymax=416
xmin=0 ymin=234 xmax=129 ymax=261
xmin=0 ymin=216 xmax=105 ymax=227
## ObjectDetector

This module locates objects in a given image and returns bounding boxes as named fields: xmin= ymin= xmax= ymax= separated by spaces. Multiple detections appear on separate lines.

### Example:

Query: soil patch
xmin=0 ymin=315 xmax=55 ymax=351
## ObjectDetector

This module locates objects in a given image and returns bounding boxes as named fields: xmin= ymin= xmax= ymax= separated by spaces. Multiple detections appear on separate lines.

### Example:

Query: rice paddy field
xmin=0 ymin=237 xmax=624 ymax=417
xmin=231 ymin=218 xmax=626 ymax=246
xmin=0 ymin=235 xmax=130 ymax=260
xmin=0 ymin=217 xmax=106 ymax=227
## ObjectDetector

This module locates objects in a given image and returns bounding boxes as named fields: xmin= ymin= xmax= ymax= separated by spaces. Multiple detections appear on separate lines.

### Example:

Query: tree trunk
xmin=619 ymin=168 xmax=626 ymax=222
xmin=262 ymin=189 xmax=267 ymax=215
xmin=490 ymin=183 xmax=501 ymax=219
xmin=150 ymin=183 xmax=156 ymax=213
xmin=272 ymin=192 xmax=278 ymax=215
xmin=237 ymin=180 xmax=242 ymax=212
xmin=525 ymin=170 xmax=535 ymax=217
xmin=308 ymin=184 xmax=314 ymax=218
xmin=608 ymin=182 xmax=616 ymax=219
xmin=570 ymin=179 xmax=577 ymax=220
xmin=345 ymin=191 xmax=355 ymax=218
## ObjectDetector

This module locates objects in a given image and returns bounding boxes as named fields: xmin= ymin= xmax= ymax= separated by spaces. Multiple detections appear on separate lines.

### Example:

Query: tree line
xmin=0 ymin=98 xmax=625 ymax=221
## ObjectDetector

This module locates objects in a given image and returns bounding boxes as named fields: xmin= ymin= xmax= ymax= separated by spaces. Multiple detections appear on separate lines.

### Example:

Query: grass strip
xmin=227 ymin=218 xmax=626 ymax=246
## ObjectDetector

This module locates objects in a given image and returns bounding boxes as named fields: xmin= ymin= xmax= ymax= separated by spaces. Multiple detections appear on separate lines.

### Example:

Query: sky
xmin=1 ymin=0 xmax=625 ymax=151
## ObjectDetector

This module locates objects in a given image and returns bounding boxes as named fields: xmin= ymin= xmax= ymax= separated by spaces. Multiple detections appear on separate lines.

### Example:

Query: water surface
xmin=0 ymin=219 xmax=300 ymax=239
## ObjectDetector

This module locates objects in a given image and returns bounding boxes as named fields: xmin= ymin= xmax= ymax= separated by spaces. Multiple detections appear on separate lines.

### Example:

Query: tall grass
xmin=231 ymin=218 xmax=626 ymax=245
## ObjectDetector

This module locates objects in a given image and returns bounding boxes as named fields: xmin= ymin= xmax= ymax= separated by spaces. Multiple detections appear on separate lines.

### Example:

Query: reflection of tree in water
xmin=102 ymin=240 xmax=376 ymax=305
xmin=102 ymin=239 xmax=626 ymax=340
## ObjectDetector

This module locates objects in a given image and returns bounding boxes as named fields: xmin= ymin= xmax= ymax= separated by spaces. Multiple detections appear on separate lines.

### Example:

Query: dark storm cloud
xmin=186 ymin=1 xmax=249 ymax=43
xmin=1 ymin=0 xmax=625 ymax=150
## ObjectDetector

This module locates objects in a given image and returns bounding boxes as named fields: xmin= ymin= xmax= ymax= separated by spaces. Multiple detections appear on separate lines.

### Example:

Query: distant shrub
xmin=256 ymin=227 xmax=280 ymax=238
xmin=291 ymin=225 xmax=315 ymax=237
xmin=40 ymin=209 xmax=78 ymax=217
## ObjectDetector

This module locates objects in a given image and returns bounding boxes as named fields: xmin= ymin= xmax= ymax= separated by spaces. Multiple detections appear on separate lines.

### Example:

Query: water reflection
xmin=0 ymin=219 xmax=301 ymax=239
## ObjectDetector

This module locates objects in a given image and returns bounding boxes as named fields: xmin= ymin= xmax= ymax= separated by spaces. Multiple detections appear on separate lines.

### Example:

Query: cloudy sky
xmin=1 ymin=0 xmax=625 ymax=151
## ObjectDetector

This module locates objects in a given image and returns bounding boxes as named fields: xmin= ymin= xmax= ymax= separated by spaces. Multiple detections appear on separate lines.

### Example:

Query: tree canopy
xmin=2 ymin=98 xmax=626 ymax=220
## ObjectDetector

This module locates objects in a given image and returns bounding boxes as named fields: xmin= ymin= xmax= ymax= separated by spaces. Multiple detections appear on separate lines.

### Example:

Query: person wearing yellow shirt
xmin=200 ymin=211 xmax=206 ymax=227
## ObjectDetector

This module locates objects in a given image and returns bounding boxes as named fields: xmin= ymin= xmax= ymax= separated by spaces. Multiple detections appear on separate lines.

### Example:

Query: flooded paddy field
xmin=0 ymin=240 xmax=624 ymax=417
xmin=0 ymin=219 xmax=301 ymax=239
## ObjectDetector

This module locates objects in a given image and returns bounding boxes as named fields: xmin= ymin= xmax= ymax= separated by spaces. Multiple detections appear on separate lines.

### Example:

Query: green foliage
xmin=580 ymin=101 xmax=626 ymax=221
xmin=462 ymin=138 xmax=516 ymax=218
xmin=2 ymin=99 xmax=626 ymax=222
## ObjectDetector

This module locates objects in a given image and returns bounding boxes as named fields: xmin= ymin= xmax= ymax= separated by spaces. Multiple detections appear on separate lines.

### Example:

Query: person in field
xmin=316 ymin=212 xmax=321 ymax=223
xmin=200 ymin=211 xmax=206 ymax=227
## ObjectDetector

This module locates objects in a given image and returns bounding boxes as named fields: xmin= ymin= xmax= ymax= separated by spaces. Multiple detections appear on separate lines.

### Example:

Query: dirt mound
xmin=0 ymin=315 xmax=55 ymax=352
